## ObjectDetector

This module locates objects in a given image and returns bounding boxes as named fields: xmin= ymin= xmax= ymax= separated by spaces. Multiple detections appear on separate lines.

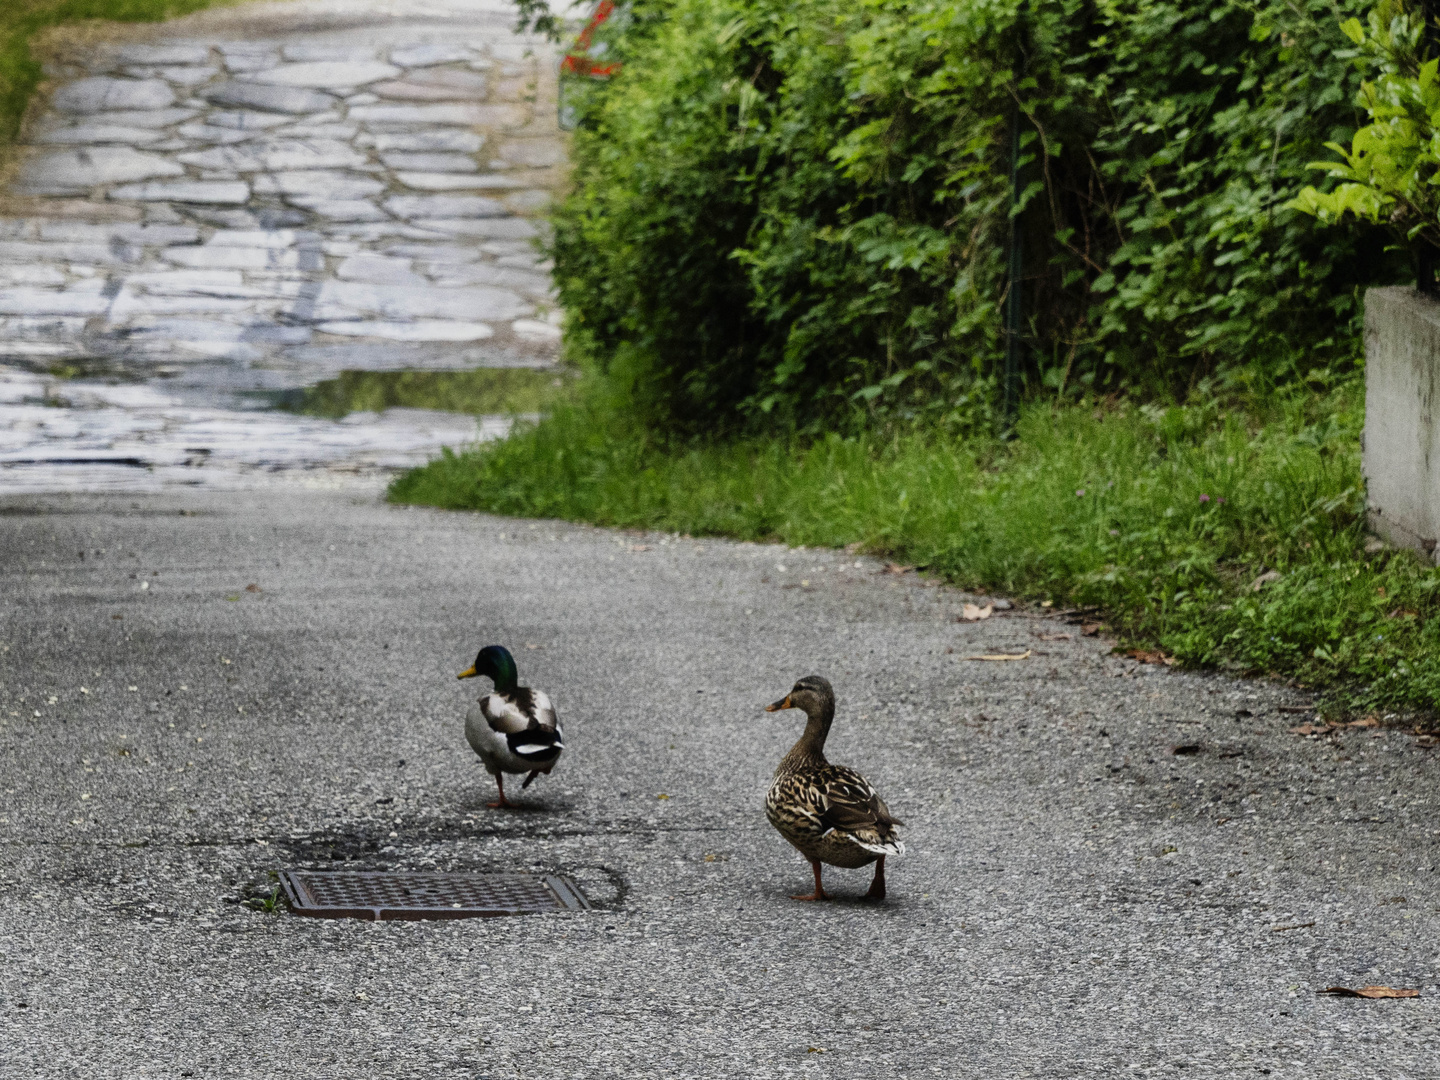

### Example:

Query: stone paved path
xmin=0 ymin=0 xmax=566 ymax=491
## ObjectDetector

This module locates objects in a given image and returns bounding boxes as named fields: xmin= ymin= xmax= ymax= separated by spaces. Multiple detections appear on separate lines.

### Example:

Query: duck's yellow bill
xmin=457 ymin=666 xmax=478 ymax=679
xmin=765 ymin=695 xmax=792 ymax=712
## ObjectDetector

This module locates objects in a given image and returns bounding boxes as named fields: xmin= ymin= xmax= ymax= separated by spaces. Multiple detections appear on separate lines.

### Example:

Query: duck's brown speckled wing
xmin=767 ymin=764 xmax=905 ymax=856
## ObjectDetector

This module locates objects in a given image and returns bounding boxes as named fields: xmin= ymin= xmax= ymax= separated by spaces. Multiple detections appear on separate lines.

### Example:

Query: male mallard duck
xmin=457 ymin=644 xmax=564 ymax=809
xmin=764 ymin=675 xmax=904 ymax=901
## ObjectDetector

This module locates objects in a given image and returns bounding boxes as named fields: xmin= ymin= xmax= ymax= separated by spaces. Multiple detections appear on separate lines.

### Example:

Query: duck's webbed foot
xmin=863 ymin=856 xmax=887 ymax=902
xmin=790 ymin=859 xmax=830 ymax=902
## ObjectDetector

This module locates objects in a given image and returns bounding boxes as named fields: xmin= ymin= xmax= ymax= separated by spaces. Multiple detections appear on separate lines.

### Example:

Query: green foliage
xmin=1290 ymin=1 xmax=1440 ymax=258
xmin=1 ymin=0 xmax=226 ymax=141
xmin=393 ymin=378 xmax=1440 ymax=712
xmin=552 ymin=0 xmax=1402 ymax=433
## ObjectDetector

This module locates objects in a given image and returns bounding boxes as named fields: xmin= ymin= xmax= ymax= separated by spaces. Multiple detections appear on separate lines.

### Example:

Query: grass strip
xmin=1 ymin=0 xmax=226 ymax=142
xmin=391 ymin=376 xmax=1440 ymax=714
xmin=278 ymin=368 xmax=570 ymax=419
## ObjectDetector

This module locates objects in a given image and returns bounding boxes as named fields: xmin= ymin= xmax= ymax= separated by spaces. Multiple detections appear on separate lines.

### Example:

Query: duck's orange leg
xmin=864 ymin=856 xmax=887 ymax=901
xmin=487 ymin=773 xmax=515 ymax=809
xmin=790 ymin=859 xmax=830 ymax=901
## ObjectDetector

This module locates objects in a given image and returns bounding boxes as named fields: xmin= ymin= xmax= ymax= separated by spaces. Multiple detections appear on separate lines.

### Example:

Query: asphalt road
xmin=2 ymin=489 xmax=1437 ymax=1078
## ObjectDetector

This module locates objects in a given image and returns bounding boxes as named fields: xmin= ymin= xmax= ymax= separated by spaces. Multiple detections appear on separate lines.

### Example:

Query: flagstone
xmin=276 ymin=122 xmax=359 ymax=140
xmin=33 ymin=124 xmax=167 ymax=145
xmin=316 ymin=319 xmax=495 ymax=341
xmin=384 ymin=194 xmax=506 ymax=219
xmin=281 ymin=44 xmax=380 ymax=63
xmin=177 ymin=140 xmax=367 ymax=172
xmin=423 ymin=262 xmax=552 ymax=294
xmin=347 ymin=103 xmax=525 ymax=126
xmin=174 ymin=124 xmax=263 ymax=145
xmin=410 ymin=217 xmax=540 ymax=239
xmin=205 ymin=110 xmax=292 ymax=130
xmin=511 ymin=318 xmax=562 ymax=340
xmin=36 ymin=222 xmax=200 ymax=245
xmin=69 ymin=108 xmax=201 ymax=128
xmin=107 ymin=180 xmax=251 ymax=204
xmin=126 ymin=65 xmax=219 ymax=86
xmin=313 ymin=280 xmax=529 ymax=321
xmin=365 ymin=129 xmax=484 ymax=153
xmin=16 ymin=148 xmax=183 ymax=194
xmin=371 ymin=68 xmax=491 ymax=101
xmin=335 ymin=255 xmax=427 ymax=285
xmin=389 ymin=43 xmax=477 ymax=67
xmin=397 ymin=171 xmax=526 ymax=191
xmin=253 ymin=61 xmax=400 ymax=89
xmin=252 ymin=171 xmax=385 ymax=200
xmin=0 ymin=285 xmax=111 ymax=316
xmin=205 ymin=230 xmax=302 ymax=248
xmin=203 ymin=81 xmax=337 ymax=114
xmin=379 ymin=152 xmax=477 ymax=173
xmin=53 ymin=77 xmax=176 ymax=113
xmin=217 ymin=45 xmax=282 ymax=73
xmin=300 ymin=200 xmax=389 ymax=221
xmin=162 ymin=245 xmax=308 ymax=270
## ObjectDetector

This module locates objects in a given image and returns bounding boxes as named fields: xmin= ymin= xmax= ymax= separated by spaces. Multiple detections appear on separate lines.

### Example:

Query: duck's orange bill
xmin=765 ymin=695 xmax=792 ymax=712
xmin=457 ymin=666 xmax=478 ymax=680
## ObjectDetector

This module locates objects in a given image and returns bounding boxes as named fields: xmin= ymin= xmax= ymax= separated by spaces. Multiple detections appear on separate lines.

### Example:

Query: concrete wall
xmin=1364 ymin=286 xmax=1440 ymax=561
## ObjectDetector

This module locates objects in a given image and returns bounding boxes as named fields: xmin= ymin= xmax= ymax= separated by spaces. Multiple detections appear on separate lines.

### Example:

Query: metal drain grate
xmin=278 ymin=871 xmax=590 ymax=921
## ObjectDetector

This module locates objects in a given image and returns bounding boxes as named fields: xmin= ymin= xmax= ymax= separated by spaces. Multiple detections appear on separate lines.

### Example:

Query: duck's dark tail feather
xmin=507 ymin=728 xmax=563 ymax=765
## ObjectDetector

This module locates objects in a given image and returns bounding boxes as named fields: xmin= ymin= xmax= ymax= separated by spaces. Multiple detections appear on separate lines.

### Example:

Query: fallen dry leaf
xmin=1125 ymin=648 xmax=1175 ymax=665
xmin=244 ymin=583 xmax=261 ymax=593
xmin=960 ymin=603 xmax=994 ymax=622
xmin=1347 ymin=716 xmax=1379 ymax=728
xmin=1416 ymin=735 xmax=1438 ymax=749
xmin=1250 ymin=569 xmax=1282 ymax=591
xmin=1036 ymin=632 xmax=1073 ymax=641
xmin=883 ymin=562 xmax=914 ymax=574
xmin=1270 ymin=921 xmax=1315 ymax=933
xmin=1081 ymin=622 xmax=1103 ymax=636
xmin=1288 ymin=723 xmax=1335 ymax=736
xmin=964 ymin=650 xmax=1032 ymax=662
xmin=1318 ymin=985 xmax=1419 ymax=999
xmin=628 ymin=544 xmax=651 ymax=552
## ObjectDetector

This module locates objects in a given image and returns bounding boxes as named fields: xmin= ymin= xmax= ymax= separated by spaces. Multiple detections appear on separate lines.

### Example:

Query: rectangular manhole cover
xmin=279 ymin=871 xmax=590 ymax=920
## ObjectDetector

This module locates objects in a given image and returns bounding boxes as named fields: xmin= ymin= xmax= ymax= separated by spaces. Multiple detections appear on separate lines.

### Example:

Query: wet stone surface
xmin=0 ymin=0 xmax=566 ymax=491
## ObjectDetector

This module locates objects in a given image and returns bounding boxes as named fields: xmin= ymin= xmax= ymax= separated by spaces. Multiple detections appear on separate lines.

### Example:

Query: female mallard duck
xmin=764 ymin=675 xmax=904 ymax=901
xmin=457 ymin=644 xmax=564 ymax=809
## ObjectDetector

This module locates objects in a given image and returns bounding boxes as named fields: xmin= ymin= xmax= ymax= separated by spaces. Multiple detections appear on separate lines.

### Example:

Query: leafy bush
xmin=552 ymin=0 xmax=1403 ymax=433
xmin=1291 ymin=1 xmax=1440 ymax=260
xmin=393 ymin=375 xmax=1440 ymax=712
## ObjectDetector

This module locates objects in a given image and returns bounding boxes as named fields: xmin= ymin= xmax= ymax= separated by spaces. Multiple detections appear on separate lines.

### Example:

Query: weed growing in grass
xmin=391 ymin=374 xmax=1440 ymax=713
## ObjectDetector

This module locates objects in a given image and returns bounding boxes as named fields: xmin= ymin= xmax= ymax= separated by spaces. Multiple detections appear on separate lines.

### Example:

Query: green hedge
xmin=552 ymin=0 xmax=1404 ymax=433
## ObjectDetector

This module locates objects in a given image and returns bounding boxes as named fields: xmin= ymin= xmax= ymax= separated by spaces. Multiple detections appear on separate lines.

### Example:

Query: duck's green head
xmin=765 ymin=675 xmax=834 ymax=716
xmin=457 ymin=644 xmax=518 ymax=691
